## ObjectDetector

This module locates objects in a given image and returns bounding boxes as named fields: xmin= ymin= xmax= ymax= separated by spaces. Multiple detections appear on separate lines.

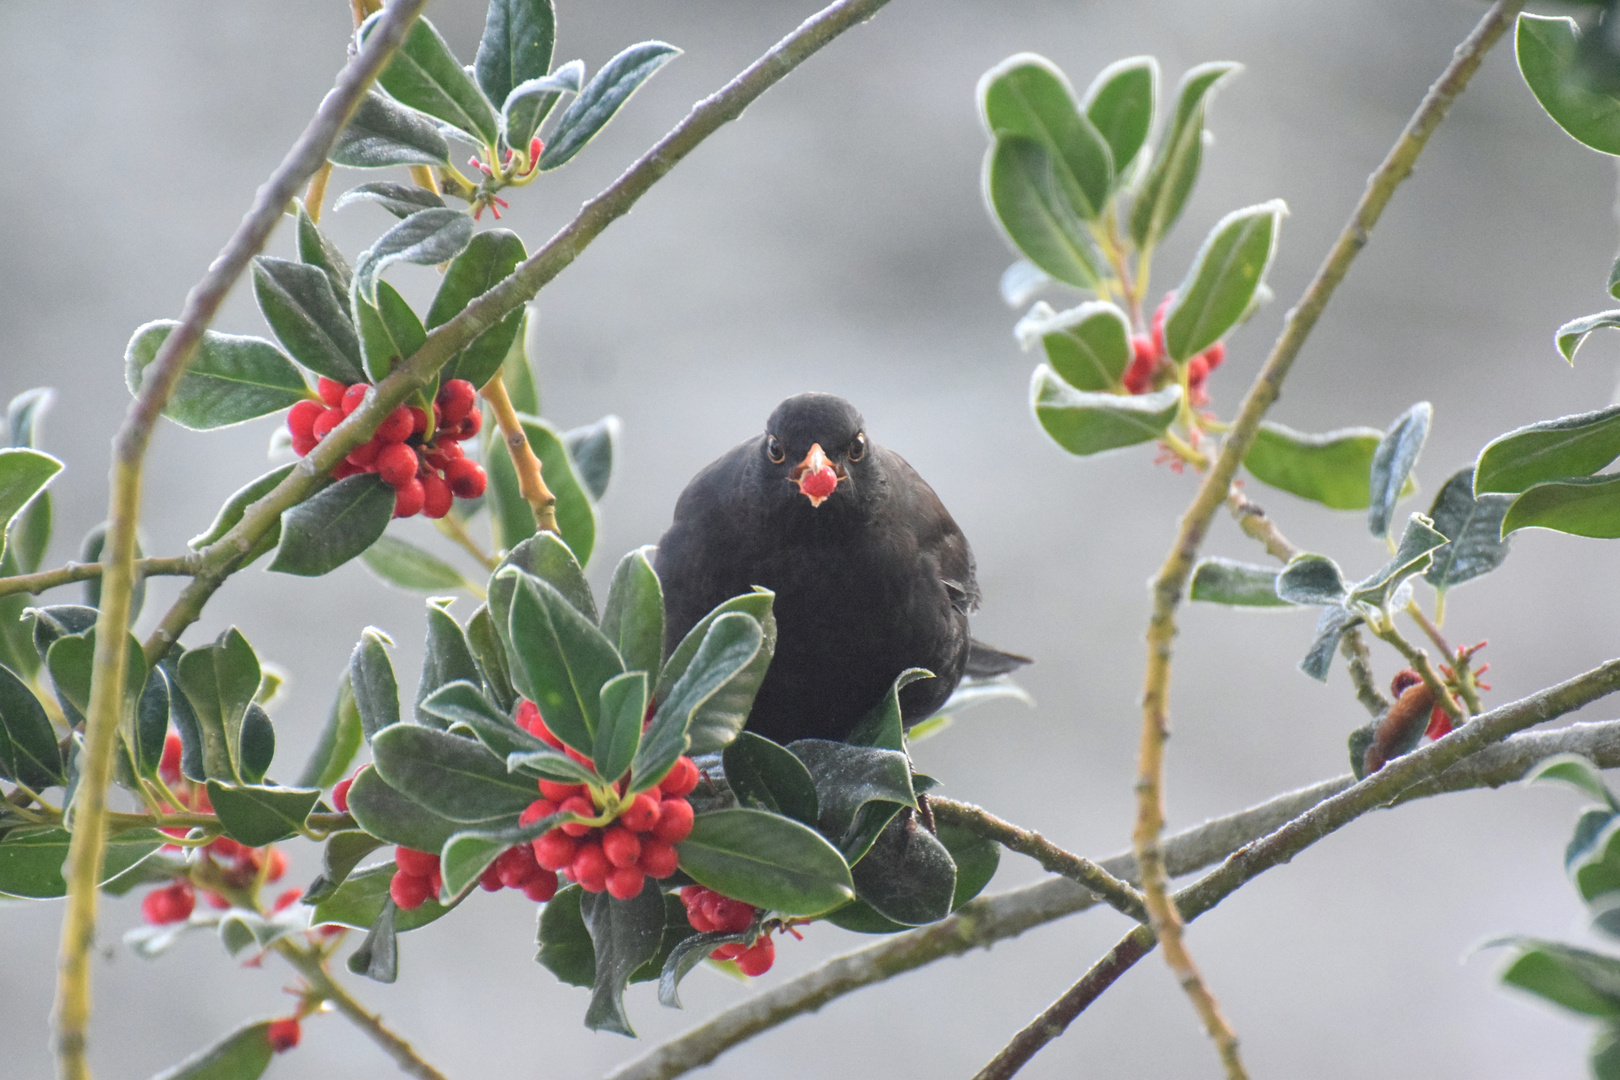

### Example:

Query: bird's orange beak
xmin=789 ymin=443 xmax=842 ymax=507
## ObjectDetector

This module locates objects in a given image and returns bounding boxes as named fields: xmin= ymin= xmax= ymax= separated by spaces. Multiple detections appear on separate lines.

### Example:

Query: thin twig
xmin=1130 ymin=6 xmax=1521 ymax=1071
xmin=1339 ymin=627 xmax=1391 ymax=718
xmin=275 ymin=939 xmax=450 ymax=1080
xmin=141 ymin=0 xmax=898 ymax=663
xmin=929 ymin=797 xmax=1147 ymax=922
xmin=1368 ymin=617 xmax=1463 ymax=720
xmin=49 ymin=6 xmax=429 ymax=1077
xmin=606 ymin=667 xmax=1619 ymax=1080
xmin=481 ymin=373 xmax=557 ymax=535
xmin=433 ymin=514 xmax=499 ymax=572
xmin=0 ymin=556 xmax=195 ymax=599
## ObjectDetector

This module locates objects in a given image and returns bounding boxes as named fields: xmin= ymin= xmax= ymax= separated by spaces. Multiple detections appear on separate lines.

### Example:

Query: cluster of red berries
xmin=285 ymin=377 xmax=488 ymax=519
xmin=1123 ymin=293 xmax=1227 ymax=406
xmin=142 ymin=734 xmax=288 ymax=925
xmin=680 ymin=885 xmax=776 ymax=976
xmin=517 ymin=700 xmax=698 ymax=901
xmin=386 ymin=840 xmax=560 ymax=911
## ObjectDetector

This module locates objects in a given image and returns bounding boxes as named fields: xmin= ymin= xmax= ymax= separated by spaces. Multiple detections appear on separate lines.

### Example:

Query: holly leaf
xmin=125 ymin=322 xmax=307 ymax=431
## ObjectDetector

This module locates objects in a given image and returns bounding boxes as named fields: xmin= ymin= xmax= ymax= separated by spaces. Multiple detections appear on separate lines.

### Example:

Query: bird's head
xmin=760 ymin=393 xmax=871 ymax=511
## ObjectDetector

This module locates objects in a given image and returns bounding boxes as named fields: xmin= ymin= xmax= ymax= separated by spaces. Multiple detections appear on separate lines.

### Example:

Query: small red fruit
xmin=436 ymin=379 xmax=477 ymax=426
xmin=736 ymin=934 xmax=775 ymax=976
xmin=332 ymin=777 xmax=353 ymax=813
xmin=480 ymin=863 xmax=505 ymax=891
xmin=317 ymin=377 xmax=346 ymax=407
xmin=520 ymin=798 xmax=558 ymax=827
xmin=266 ymin=1017 xmax=302 ymax=1053
xmin=287 ymin=399 xmax=324 ymax=442
xmin=452 ymin=409 xmax=482 ymax=441
xmin=606 ymin=866 xmax=646 ymax=900
xmin=570 ymin=840 xmax=609 ymax=893
xmin=390 ymin=871 xmax=432 ymax=910
xmin=374 ymin=405 xmax=414 ymax=444
xmin=558 ymin=795 xmax=597 ymax=836
xmin=272 ymin=887 xmax=302 ymax=913
xmin=330 ymin=460 xmax=361 ymax=481
xmin=375 ymin=442 xmax=420 ymax=487
xmin=408 ymin=406 xmax=429 ymax=436
xmin=422 ymin=472 xmax=453 ymax=518
xmin=651 ymin=798 xmax=694 ymax=843
xmin=638 ymin=838 xmax=679 ymax=879
xmin=710 ymin=942 xmax=745 ymax=961
xmin=538 ymin=779 xmax=583 ymax=802
xmin=533 ymin=829 xmax=580 ymax=871
xmin=393 ymin=477 xmax=425 ymax=518
xmin=602 ymin=826 xmax=642 ymax=869
xmin=619 ymin=791 xmax=661 ymax=833
xmin=141 ymin=881 xmax=195 ymax=925
xmin=445 ymin=458 xmax=487 ymax=499
xmin=523 ymin=872 xmax=560 ymax=902
xmin=312 ymin=407 xmax=344 ymax=441
xmin=395 ymin=846 xmax=439 ymax=877
xmin=159 ymin=732 xmax=183 ymax=785
xmin=660 ymin=756 xmax=700 ymax=798
xmin=1201 ymin=341 xmax=1226 ymax=371
xmin=346 ymin=438 xmax=381 ymax=469
xmin=341 ymin=383 xmax=369 ymax=415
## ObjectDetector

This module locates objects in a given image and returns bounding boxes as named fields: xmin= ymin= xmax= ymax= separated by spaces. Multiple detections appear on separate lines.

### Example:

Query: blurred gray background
xmin=3 ymin=0 xmax=1620 ymax=1076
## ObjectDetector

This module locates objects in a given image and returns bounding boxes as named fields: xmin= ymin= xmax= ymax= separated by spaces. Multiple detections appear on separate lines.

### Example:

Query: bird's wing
xmin=878 ymin=447 xmax=979 ymax=612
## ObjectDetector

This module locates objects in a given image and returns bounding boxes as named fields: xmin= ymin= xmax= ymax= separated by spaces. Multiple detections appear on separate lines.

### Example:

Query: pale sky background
xmin=4 ymin=1 xmax=1620 ymax=1077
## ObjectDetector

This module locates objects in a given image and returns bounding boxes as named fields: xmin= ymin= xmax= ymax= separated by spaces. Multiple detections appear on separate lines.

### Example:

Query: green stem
xmin=0 ymin=556 xmax=195 ymax=599
xmin=1368 ymin=616 xmax=1463 ymax=721
xmin=49 ymin=7 xmax=429 ymax=1077
xmin=140 ymin=0 xmax=899 ymax=663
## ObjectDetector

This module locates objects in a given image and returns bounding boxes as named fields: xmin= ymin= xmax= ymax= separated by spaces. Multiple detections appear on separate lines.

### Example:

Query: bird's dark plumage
xmin=654 ymin=393 xmax=1020 ymax=744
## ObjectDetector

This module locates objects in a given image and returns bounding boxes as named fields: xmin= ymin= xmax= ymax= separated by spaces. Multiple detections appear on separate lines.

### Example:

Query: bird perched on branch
xmin=655 ymin=392 xmax=1027 ymax=745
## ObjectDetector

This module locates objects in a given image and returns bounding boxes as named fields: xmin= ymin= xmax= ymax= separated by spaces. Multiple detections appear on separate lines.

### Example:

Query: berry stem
xmin=432 ymin=512 xmax=499 ymax=575
xmin=303 ymin=162 xmax=333 ymax=223
xmin=1367 ymin=615 xmax=1464 ymax=722
xmin=481 ymin=373 xmax=559 ymax=536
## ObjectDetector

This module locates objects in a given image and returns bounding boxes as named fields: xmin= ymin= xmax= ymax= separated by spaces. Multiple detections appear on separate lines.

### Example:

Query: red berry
xmin=570 ymin=840 xmax=609 ymax=893
xmin=346 ymin=437 xmax=381 ymax=470
xmin=602 ymin=826 xmax=642 ymax=869
xmin=341 ymin=383 xmax=369 ymax=415
xmin=1186 ymin=355 xmax=1209 ymax=385
xmin=332 ymin=777 xmax=353 ymax=813
xmin=424 ymin=439 xmax=465 ymax=470
xmin=713 ymin=896 xmax=755 ymax=934
xmin=312 ymin=407 xmax=344 ymax=441
xmin=159 ymin=732 xmax=183 ymax=785
xmin=496 ymin=845 xmax=541 ymax=888
xmin=736 ymin=935 xmax=775 ymax=976
xmin=205 ymin=891 xmax=230 ymax=910
xmin=445 ymin=459 xmax=487 ymax=499
xmin=436 ymin=379 xmax=477 ymax=426
xmin=480 ymin=863 xmax=505 ymax=892
xmin=288 ymin=399 xmax=324 ymax=441
xmin=651 ymin=798 xmax=694 ymax=843
xmin=538 ymin=779 xmax=583 ymax=802
xmin=374 ymin=405 xmax=414 ymax=444
xmin=452 ymin=409 xmax=482 ymax=441
xmin=1201 ymin=340 xmax=1226 ymax=371
xmin=290 ymin=430 xmax=318 ymax=457
xmin=638 ymin=838 xmax=679 ymax=879
xmin=408 ymin=406 xmax=429 ymax=436
xmin=533 ymin=829 xmax=579 ymax=871
xmin=141 ymin=881 xmax=195 ymax=925
xmin=395 ymin=847 xmax=439 ymax=877
xmin=1122 ymin=349 xmax=1157 ymax=396
xmin=272 ymin=887 xmax=302 ymax=913
xmin=606 ymin=865 xmax=646 ymax=900
xmin=375 ymin=442 xmax=419 ymax=487
xmin=660 ymin=756 xmax=700 ymax=798
xmin=317 ymin=377 xmax=346 ymax=407
xmin=558 ymin=795 xmax=597 ymax=836
xmin=266 ymin=1017 xmax=302 ymax=1054
xmin=390 ymin=870 xmax=431 ymax=910
xmin=393 ymin=477 xmax=425 ymax=518
xmin=330 ymin=460 xmax=361 ymax=481
xmin=208 ymin=836 xmax=241 ymax=860
xmin=264 ymin=847 xmax=288 ymax=883
xmin=422 ymin=472 xmax=453 ymax=518
xmin=619 ymin=791 xmax=661 ymax=833
xmin=1152 ymin=292 xmax=1174 ymax=355
xmin=710 ymin=942 xmax=745 ymax=961
xmin=523 ymin=871 xmax=559 ymax=902
xmin=520 ymin=798 xmax=558 ymax=827
xmin=1425 ymin=705 xmax=1454 ymax=741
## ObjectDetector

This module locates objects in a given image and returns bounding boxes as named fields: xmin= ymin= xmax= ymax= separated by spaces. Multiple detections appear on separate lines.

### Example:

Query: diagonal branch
xmin=142 ymin=0 xmax=898 ymax=663
xmin=608 ymin=664 xmax=1620 ymax=1080
xmin=1130 ymin=5 xmax=1523 ymax=1073
xmin=50 ymin=5 xmax=430 ymax=1078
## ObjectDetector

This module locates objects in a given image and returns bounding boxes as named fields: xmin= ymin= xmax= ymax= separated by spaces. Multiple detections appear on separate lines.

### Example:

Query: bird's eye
xmin=848 ymin=433 xmax=867 ymax=462
xmin=766 ymin=434 xmax=785 ymax=464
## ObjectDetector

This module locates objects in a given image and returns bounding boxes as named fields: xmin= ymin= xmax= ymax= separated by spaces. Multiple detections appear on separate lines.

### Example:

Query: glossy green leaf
xmin=0 ymin=825 xmax=162 ymax=899
xmin=333 ymin=180 xmax=446 ymax=220
xmin=506 ymin=746 xmax=602 ymax=786
xmin=1570 ymin=807 xmax=1619 ymax=872
xmin=658 ymin=922 xmax=757 ymax=1006
xmin=1368 ymin=402 xmax=1432 ymax=538
xmin=634 ymin=613 xmax=763 ymax=789
xmin=303 ymin=830 xmax=388 ymax=903
xmin=1517 ymin=15 xmax=1620 ymax=156
xmin=1475 ymin=404 xmax=1620 ymax=495
xmin=1526 ymin=752 xmax=1619 ymax=809
xmin=352 ymin=208 xmax=475 ymax=307
xmin=601 ymin=546 xmax=663 ymax=679
xmin=361 ymin=535 xmax=474 ymax=594
xmin=1015 ymin=301 xmax=1132 ymax=391
xmin=30 ymin=604 xmax=96 ymax=662
xmin=426 ymin=229 xmax=527 ymax=390
xmin=504 ymin=570 xmax=622 ymax=755
xmin=329 ymin=91 xmax=451 ymax=169
xmin=5 ymin=387 xmax=51 ymax=449
xmin=501 ymin=309 xmax=540 ymax=414
xmin=594 ymin=671 xmax=646 ymax=784
xmin=371 ymin=722 xmax=537 ymax=822
xmin=1299 ymin=605 xmax=1362 ymax=682
xmin=519 ymin=416 xmax=597 ymax=565
xmin=846 ymin=668 xmax=932 ymax=752
xmin=985 ymin=137 xmax=1102 ymax=289
xmin=1163 ymin=199 xmax=1285 ymax=362
xmin=251 ymin=257 xmax=365 ymax=385
xmin=485 ymin=433 xmax=533 ymax=553
xmin=654 ymin=589 xmax=776 ymax=720
xmin=438 ymin=812 xmax=561 ymax=898
xmin=348 ymin=899 xmax=399 ymax=983
xmin=940 ymin=823 xmax=1000 ymax=909
xmin=205 ymin=781 xmax=320 ymax=847
xmin=148 ymin=1020 xmax=274 ymax=1080
xmin=1557 ymin=309 xmax=1620 ymax=363
xmin=537 ymin=42 xmax=681 ymax=170
xmin=1082 ymin=56 xmax=1157 ymax=179
xmin=297 ymin=672 xmax=363 ymax=789
xmin=475 ymin=0 xmax=557 ymax=127
xmin=1503 ymin=474 xmax=1620 ymax=539
xmin=268 ymin=474 xmax=395 ymax=577
xmin=537 ymin=884 xmax=596 ymax=986
xmin=296 ymin=202 xmax=353 ymax=303
xmin=1131 ymin=62 xmax=1242 ymax=249
xmin=678 ymin=807 xmax=855 ymax=917
xmin=0 ymin=662 xmax=64 ymax=787
xmin=979 ymin=54 xmax=1113 ymax=218
xmin=723 ymin=732 xmax=819 ymax=826
xmin=467 ymin=602 xmax=517 ymax=713
xmin=236 ymin=703 xmax=274 ymax=785
xmin=1031 ymin=366 xmax=1180 ymax=455
xmin=348 ymin=628 xmax=400 ymax=741
xmin=175 ymin=627 xmax=260 ymax=781
xmin=503 ymin=63 xmax=582 ymax=152
xmin=1576 ymin=820 xmax=1620 ymax=902
xmin=418 ymin=679 xmax=544 ymax=761
xmin=1424 ymin=466 xmax=1512 ymax=591
xmin=188 ymin=465 xmax=297 ymax=563
xmin=134 ymin=666 xmax=170 ymax=779
xmin=1189 ymin=558 xmax=1289 ymax=608
xmin=1499 ymin=938 xmax=1620 ymax=1018
xmin=789 ymin=738 xmax=916 ymax=863
xmin=1593 ymin=1028 xmax=1620 ymax=1080
xmin=366 ymin=14 xmax=500 ymax=144
xmin=417 ymin=599 xmax=483 ymax=727
xmin=0 ymin=561 xmax=41 ymax=682
xmin=848 ymin=810 xmax=955 ymax=925
xmin=313 ymin=862 xmax=453 ymax=933
xmin=489 ymin=531 xmax=597 ymax=634
xmin=125 ymin=322 xmax=308 ymax=431
xmin=345 ymin=765 xmax=467 ymax=853
xmin=1349 ymin=514 xmax=1449 ymax=609
xmin=356 ymin=280 xmax=427 ymax=385
xmin=1243 ymin=422 xmax=1387 ymax=510
xmin=563 ymin=416 xmax=617 ymax=502
xmin=580 ymin=882 xmax=667 ymax=1036
xmin=0 ymin=449 xmax=59 ymax=565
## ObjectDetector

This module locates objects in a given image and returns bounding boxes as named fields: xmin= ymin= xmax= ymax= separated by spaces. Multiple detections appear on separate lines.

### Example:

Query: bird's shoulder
xmin=871 ymin=445 xmax=978 ymax=610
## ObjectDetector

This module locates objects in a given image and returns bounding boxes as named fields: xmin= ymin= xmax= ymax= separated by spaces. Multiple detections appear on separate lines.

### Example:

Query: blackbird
xmin=654 ymin=392 xmax=1027 ymax=745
